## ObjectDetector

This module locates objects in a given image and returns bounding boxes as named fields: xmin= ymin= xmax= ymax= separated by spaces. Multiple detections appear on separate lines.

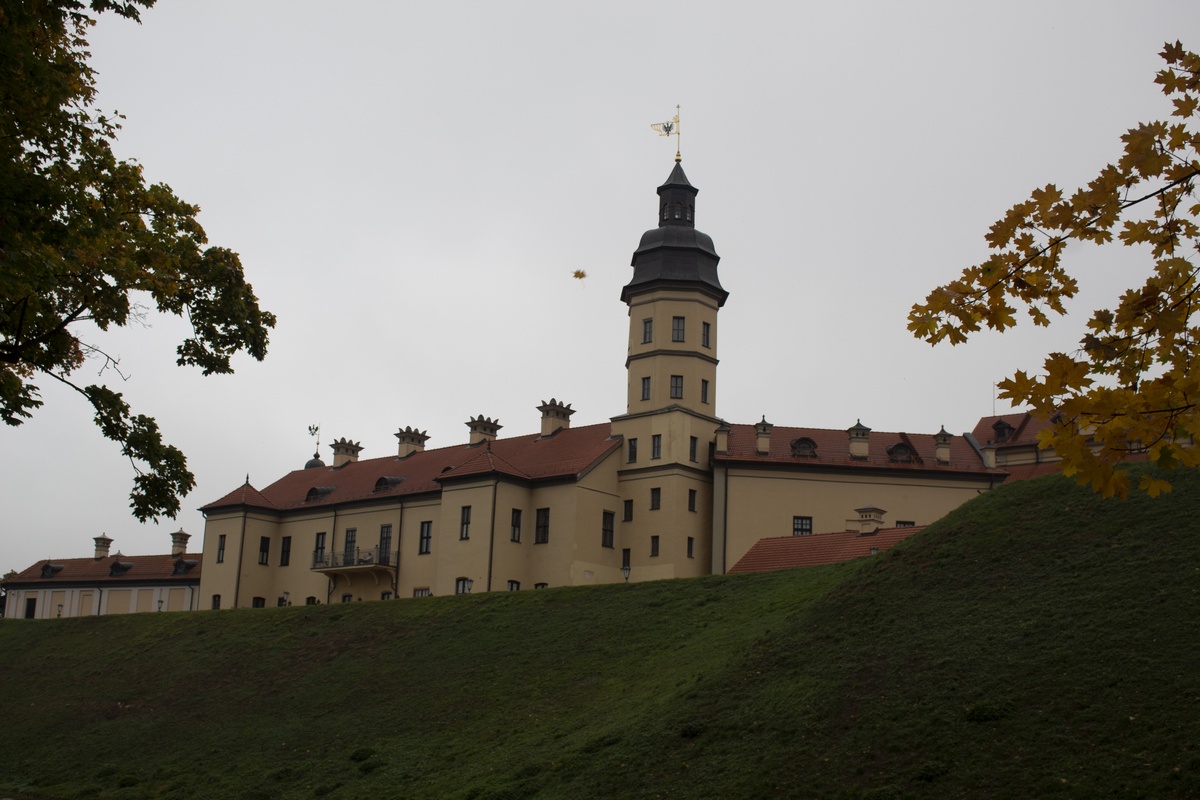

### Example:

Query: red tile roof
xmin=729 ymin=527 xmax=925 ymax=573
xmin=7 ymin=553 xmax=203 ymax=586
xmin=201 ymin=422 xmax=622 ymax=513
xmin=971 ymin=412 xmax=1051 ymax=448
xmin=718 ymin=424 xmax=997 ymax=474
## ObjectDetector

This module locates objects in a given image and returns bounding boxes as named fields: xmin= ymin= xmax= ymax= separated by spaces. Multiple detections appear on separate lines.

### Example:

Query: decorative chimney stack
xmin=848 ymin=420 xmax=871 ymax=460
xmin=394 ymin=426 xmax=430 ymax=458
xmin=934 ymin=426 xmax=953 ymax=465
xmin=755 ymin=416 xmax=773 ymax=455
xmin=537 ymin=398 xmax=575 ymax=437
xmin=93 ymin=534 xmax=113 ymax=560
xmin=466 ymin=415 xmax=502 ymax=445
xmin=330 ymin=438 xmax=364 ymax=467
xmin=846 ymin=506 xmax=886 ymax=534
xmin=170 ymin=528 xmax=191 ymax=556
xmin=715 ymin=422 xmax=731 ymax=454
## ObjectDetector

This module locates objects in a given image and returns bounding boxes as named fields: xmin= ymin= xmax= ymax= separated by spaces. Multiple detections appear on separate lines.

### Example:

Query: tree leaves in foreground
xmin=0 ymin=0 xmax=276 ymax=520
xmin=910 ymin=42 xmax=1200 ymax=499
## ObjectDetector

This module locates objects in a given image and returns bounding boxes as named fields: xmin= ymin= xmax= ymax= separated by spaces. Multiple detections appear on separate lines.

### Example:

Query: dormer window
xmin=992 ymin=420 xmax=1015 ymax=444
xmin=887 ymin=443 xmax=915 ymax=463
xmin=305 ymin=486 xmax=334 ymax=503
xmin=173 ymin=559 xmax=198 ymax=575
xmin=109 ymin=561 xmax=133 ymax=576
xmin=40 ymin=563 xmax=64 ymax=579
xmin=790 ymin=438 xmax=818 ymax=458
xmin=374 ymin=476 xmax=404 ymax=493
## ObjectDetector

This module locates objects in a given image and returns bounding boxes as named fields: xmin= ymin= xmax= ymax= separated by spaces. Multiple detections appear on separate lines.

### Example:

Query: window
xmin=628 ymin=438 xmax=638 ymax=462
xmin=602 ymin=511 xmax=615 ymax=548
xmin=211 ymin=594 xmax=221 ymax=610
xmin=381 ymin=591 xmax=393 ymax=601
xmin=702 ymin=321 xmax=711 ymax=348
xmin=508 ymin=580 xmax=520 ymax=592
xmin=651 ymin=434 xmax=662 ymax=459
xmin=379 ymin=524 xmax=393 ymax=565
xmin=622 ymin=548 xmax=631 ymax=569
xmin=511 ymin=509 xmax=522 ymax=542
xmin=670 ymin=375 xmax=683 ymax=399
xmin=419 ymin=521 xmax=432 ymax=554
xmin=413 ymin=587 xmax=431 ymax=598
xmin=455 ymin=577 xmax=472 ymax=595
xmin=623 ymin=499 xmax=633 ymax=521
xmin=896 ymin=520 xmax=916 ymax=528
xmin=535 ymin=508 xmax=550 ymax=544
xmin=279 ymin=536 xmax=292 ymax=567
xmin=258 ymin=536 xmax=270 ymax=566
xmin=793 ymin=516 xmax=813 ymax=536
xmin=341 ymin=594 xmax=353 ymax=603
xmin=689 ymin=436 xmax=698 ymax=462
xmin=314 ymin=532 xmax=326 ymax=565
xmin=343 ymin=528 xmax=356 ymax=564
xmin=642 ymin=318 xmax=653 ymax=343
xmin=687 ymin=537 xmax=695 ymax=558
xmin=650 ymin=535 xmax=660 ymax=557
xmin=216 ymin=534 xmax=226 ymax=563
xmin=688 ymin=489 xmax=697 ymax=512
xmin=460 ymin=506 xmax=472 ymax=540
xmin=672 ymin=316 xmax=685 ymax=342
xmin=252 ymin=597 xmax=266 ymax=608
xmin=641 ymin=377 xmax=651 ymax=401
xmin=305 ymin=596 xmax=317 ymax=605
xmin=701 ymin=379 xmax=710 ymax=404
xmin=534 ymin=583 xmax=548 ymax=589
xmin=650 ymin=487 xmax=661 ymax=510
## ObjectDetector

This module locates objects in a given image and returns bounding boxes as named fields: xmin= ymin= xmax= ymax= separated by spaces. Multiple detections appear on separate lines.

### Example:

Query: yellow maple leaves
xmin=911 ymin=41 xmax=1200 ymax=498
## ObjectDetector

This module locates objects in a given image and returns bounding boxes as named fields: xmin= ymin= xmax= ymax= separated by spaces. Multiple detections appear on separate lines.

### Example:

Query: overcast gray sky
xmin=5 ymin=1 xmax=1198 ymax=572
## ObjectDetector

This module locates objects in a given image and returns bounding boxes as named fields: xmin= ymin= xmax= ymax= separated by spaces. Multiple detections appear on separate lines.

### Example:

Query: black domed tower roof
xmin=621 ymin=162 xmax=727 ymax=306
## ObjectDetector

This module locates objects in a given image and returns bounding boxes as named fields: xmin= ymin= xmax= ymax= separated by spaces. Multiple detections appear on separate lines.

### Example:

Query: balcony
xmin=311 ymin=545 xmax=398 ymax=573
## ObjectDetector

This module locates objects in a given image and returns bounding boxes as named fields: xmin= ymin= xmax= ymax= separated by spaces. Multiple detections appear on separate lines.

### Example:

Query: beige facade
xmin=196 ymin=161 xmax=1014 ymax=608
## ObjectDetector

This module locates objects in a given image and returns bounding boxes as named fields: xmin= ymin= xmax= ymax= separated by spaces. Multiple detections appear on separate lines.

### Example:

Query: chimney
xmin=394 ymin=426 xmax=430 ymax=458
xmin=755 ymin=416 xmax=773 ymax=455
xmin=93 ymin=534 xmax=113 ymax=560
xmin=170 ymin=528 xmax=191 ymax=556
xmin=537 ymin=398 xmax=575 ymax=437
xmin=466 ymin=415 xmax=502 ymax=445
xmin=715 ymin=422 xmax=731 ymax=453
xmin=848 ymin=420 xmax=871 ymax=460
xmin=980 ymin=442 xmax=997 ymax=469
xmin=934 ymin=426 xmax=952 ymax=465
xmin=330 ymin=438 xmax=363 ymax=467
xmin=846 ymin=506 xmax=886 ymax=533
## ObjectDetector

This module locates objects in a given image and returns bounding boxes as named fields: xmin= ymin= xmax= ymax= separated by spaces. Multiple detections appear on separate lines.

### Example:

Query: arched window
xmin=791 ymin=438 xmax=818 ymax=458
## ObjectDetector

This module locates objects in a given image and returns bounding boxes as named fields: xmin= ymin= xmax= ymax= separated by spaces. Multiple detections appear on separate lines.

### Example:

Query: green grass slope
xmin=2 ymin=465 xmax=1198 ymax=799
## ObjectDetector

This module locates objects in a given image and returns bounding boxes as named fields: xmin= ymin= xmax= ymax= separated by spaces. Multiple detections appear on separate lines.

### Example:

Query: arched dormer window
xmin=109 ymin=561 xmax=133 ymax=576
xmin=790 ymin=438 xmax=818 ymax=458
xmin=887 ymin=443 xmax=915 ymax=463
xmin=305 ymin=486 xmax=334 ymax=503
xmin=40 ymin=563 xmax=64 ymax=579
xmin=374 ymin=476 xmax=404 ymax=493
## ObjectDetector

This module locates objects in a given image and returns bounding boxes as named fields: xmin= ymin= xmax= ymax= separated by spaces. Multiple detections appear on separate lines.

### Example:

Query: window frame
xmin=507 ymin=580 xmax=521 ymax=592
xmin=211 ymin=594 xmax=221 ymax=610
xmin=689 ymin=436 xmax=698 ymax=462
xmin=460 ymin=505 xmax=472 ymax=540
xmin=314 ymin=532 xmax=327 ymax=565
xmin=701 ymin=379 xmax=710 ymax=404
xmin=793 ymin=516 xmax=814 ymax=536
xmin=688 ymin=489 xmax=697 ymax=512
xmin=701 ymin=321 xmax=711 ymax=348
xmin=279 ymin=535 xmax=291 ymax=567
xmin=650 ymin=487 xmax=661 ymax=510
xmin=379 ymin=524 xmax=393 ymax=564
xmin=258 ymin=536 xmax=270 ymax=566
xmin=623 ymin=499 xmax=633 ymax=522
xmin=343 ymin=528 xmax=356 ymax=564
xmin=672 ymin=316 xmax=685 ymax=342
xmin=511 ymin=509 xmax=522 ymax=542
xmin=216 ymin=534 xmax=226 ymax=564
xmin=535 ymin=507 xmax=550 ymax=544
xmin=418 ymin=521 xmax=432 ymax=554
xmin=651 ymin=434 xmax=662 ymax=459
xmin=628 ymin=438 xmax=638 ymax=463
xmin=601 ymin=510 xmax=615 ymax=549
xmin=670 ymin=375 xmax=683 ymax=399
xmin=642 ymin=318 xmax=653 ymax=343
xmin=650 ymin=535 xmax=660 ymax=557
xmin=687 ymin=536 xmax=695 ymax=559
xmin=641 ymin=377 xmax=651 ymax=401
xmin=455 ymin=577 xmax=472 ymax=595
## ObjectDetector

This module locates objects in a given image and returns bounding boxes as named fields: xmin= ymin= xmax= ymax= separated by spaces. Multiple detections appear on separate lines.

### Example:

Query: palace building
xmin=195 ymin=160 xmax=1008 ymax=608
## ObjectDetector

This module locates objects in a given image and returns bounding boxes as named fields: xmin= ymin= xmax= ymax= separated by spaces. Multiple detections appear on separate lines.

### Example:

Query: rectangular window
xmin=379 ymin=524 xmax=393 ymax=565
xmin=670 ymin=375 xmax=683 ymax=399
xmin=641 ymin=377 xmax=651 ymax=401
xmin=341 ymin=594 xmax=352 ymax=604
xmin=702 ymin=321 xmax=711 ymax=348
xmin=216 ymin=534 xmax=226 ymax=563
xmin=628 ymin=438 xmax=638 ymax=463
xmin=419 ymin=521 xmax=432 ymax=554
xmin=688 ymin=489 xmax=697 ymax=512
xmin=211 ymin=594 xmax=221 ymax=610
xmin=650 ymin=487 xmax=661 ymax=510
xmin=602 ymin=511 xmax=615 ymax=549
xmin=252 ymin=597 xmax=266 ymax=608
xmin=460 ymin=506 xmax=471 ymax=540
xmin=455 ymin=577 xmax=472 ymax=595
xmin=687 ymin=536 xmax=695 ymax=558
xmin=623 ymin=499 xmax=633 ymax=521
xmin=689 ymin=436 xmax=698 ymax=462
xmin=258 ymin=536 xmax=270 ymax=566
xmin=651 ymin=434 xmax=662 ymax=459
xmin=305 ymin=596 xmax=317 ymax=605
xmin=650 ymin=535 xmax=660 ymax=557
xmin=672 ymin=316 xmax=685 ymax=342
xmin=314 ymin=532 xmax=326 ymax=565
xmin=507 ymin=580 xmax=520 ymax=592
xmin=622 ymin=548 xmax=631 ymax=569
xmin=896 ymin=520 xmax=916 ymax=528
xmin=701 ymin=379 xmax=710 ymax=404
xmin=413 ymin=587 xmax=431 ymax=597
xmin=343 ymin=528 xmax=356 ymax=564
xmin=279 ymin=536 xmax=292 ymax=567
xmin=793 ymin=516 xmax=813 ymax=536
xmin=642 ymin=318 xmax=653 ymax=343
xmin=511 ymin=509 xmax=522 ymax=542
xmin=535 ymin=508 xmax=550 ymax=544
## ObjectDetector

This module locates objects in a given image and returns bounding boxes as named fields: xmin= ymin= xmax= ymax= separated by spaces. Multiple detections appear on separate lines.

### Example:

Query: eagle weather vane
xmin=651 ymin=105 xmax=682 ymax=162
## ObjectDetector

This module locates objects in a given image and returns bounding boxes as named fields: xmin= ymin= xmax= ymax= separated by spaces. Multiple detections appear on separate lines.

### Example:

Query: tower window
xmin=650 ymin=535 xmax=660 ymax=557
xmin=628 ymin=438 xmax=638 ymax=463
xmin=535 ymin=508 xmax=550 ymax=544
xmin=701 ymin=379 xmax=710 ymax=404
xmin=651 ymin=434 xmax=662 ymax=459
xmin=419 ymin=521 xmax=432 ymax=554
xmin=702 ymin=322 xmax=711 ymax=348
xmin=216 ymin=534 xmax=226 ymax=564
xmin=511 ymin=509 xmax=522 ymax=542
xmin=689 ymin=436 xmax=698 ymax=462
xmin=650 ymin=488 xmax=661 ymax=510
xmin=642 ymin=319 xmax=653 ymax=343
xmin=623 ymin=499 xmax=633 ymax=521
xmin=641 ymin=377 xmax=651 ymax=401
xmin=670 ymin=375 xmax=683 ymax=399
xmin=258 ymin=536 xmax=270 ymax=566
xmin=460 ymin=506 xmax=471 ymax=540
xmin=602 ymin=511 xmax=615 ymax=549
xmin=688 ymin=489 xmax=697 ymax=512
xmin=687 ymin=537 xmax=695 ymax=558
xmin=672 ymin=316 xmax=685 ymax=342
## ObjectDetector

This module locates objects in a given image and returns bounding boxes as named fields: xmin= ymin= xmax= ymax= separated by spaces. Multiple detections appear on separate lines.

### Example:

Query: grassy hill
xmin=2 ymin=465 xmax=1199 ymax=799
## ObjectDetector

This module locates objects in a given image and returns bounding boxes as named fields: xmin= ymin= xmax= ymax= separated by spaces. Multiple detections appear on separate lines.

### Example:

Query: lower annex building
xmin=198 ymin=159 xmax=1011 ymax=608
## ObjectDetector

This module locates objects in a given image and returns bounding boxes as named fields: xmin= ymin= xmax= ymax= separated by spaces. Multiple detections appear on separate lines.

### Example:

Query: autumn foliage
xmin=911 ymin=42 xmax=1200 ymax=498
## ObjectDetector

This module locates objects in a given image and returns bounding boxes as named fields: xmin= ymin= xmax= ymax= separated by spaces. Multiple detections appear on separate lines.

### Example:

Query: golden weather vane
xmin=651 ymin=105 xmax=681 ymax=162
